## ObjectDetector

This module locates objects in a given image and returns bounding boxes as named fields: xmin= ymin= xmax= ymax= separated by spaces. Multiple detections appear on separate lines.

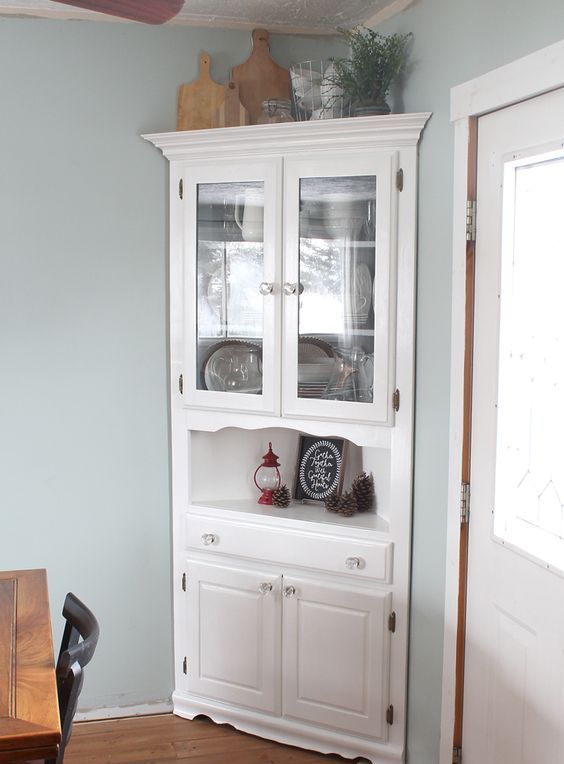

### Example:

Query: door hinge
xmin=386 ymin=704 xmax=394 ymax=725
xmin=453 ymin=745 xmax=462 ymax=764
xmin=466 ymin=199 xmax=476 ymax=241
xmin=392 ymin=388 xmax=400 ymax=412
xmin=179 ymin=178 xmax=184 ymax=200
xmin=396 ymin=168 xmax=404 ymax=192
xmin=460 ymin=481 xmax=470 ymax=524
xmin=183 ymin=656 xmax=188 ymax=674
xmin=182 ymin=572 xmax=186 ymax=591
xmin=388 ymin=611 xmax=396 ymax=633
xmin=179 ymin=374 xmax=183 ymax=394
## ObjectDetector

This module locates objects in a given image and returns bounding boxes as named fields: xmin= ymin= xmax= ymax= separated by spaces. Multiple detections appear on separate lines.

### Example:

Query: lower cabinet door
xmin=282 ymin=576 xmax=392 ymax=739
xmin=185 ymin=560 xmax=281 ymax=713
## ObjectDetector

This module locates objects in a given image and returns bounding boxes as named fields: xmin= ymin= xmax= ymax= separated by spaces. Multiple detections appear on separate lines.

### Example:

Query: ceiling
xmin=0 ymin=0 xmax=414 ymax=34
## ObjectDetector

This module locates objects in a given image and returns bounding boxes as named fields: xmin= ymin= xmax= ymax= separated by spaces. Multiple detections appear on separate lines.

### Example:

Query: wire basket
xmin=290 ymin=60 xmax=351 ymax=121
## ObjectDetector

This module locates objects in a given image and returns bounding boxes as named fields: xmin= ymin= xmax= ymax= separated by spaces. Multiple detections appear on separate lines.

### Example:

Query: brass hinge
xmin=183 ymin=657 xmax=188 ymax=674
xmin=179 ymin=374 xmax=183 ymax=394
xmin=179 ymin=178 xmax=184 ymax=200
xmin=392 ymin=388 xmax=400 ymax=412
xmin=386 ymin=704 xmax=394 ymax=725
xmin=466 ymin=200 xmax=476 ymax=241
xmin=182 ymin=572 xmax=186 ymax=591
xmin=460 ymin=482 xmax=470 ymax=524
xmin=453 ymin=745 xmax=462 ymax=764
xmin=388 ymin=611 xmax=396 ymax=633
xmin=396 ymin=168 xmax=404 ymax=192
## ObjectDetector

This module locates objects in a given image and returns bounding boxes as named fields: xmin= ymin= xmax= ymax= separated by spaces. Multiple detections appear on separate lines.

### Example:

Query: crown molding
xmin=143 ymin=113 xmax=432 ymax=161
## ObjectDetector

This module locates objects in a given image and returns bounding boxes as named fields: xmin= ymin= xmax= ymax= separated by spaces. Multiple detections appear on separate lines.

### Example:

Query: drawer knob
xmin=345 ymin=556 xmax=361 ymax=570
xmin=283 ymin=585 xmax=296 ymax=598
xmin=258 ymin=582 xmax=273 ymax=595
xmin=201 ymin=533 xmax=217 ymax=546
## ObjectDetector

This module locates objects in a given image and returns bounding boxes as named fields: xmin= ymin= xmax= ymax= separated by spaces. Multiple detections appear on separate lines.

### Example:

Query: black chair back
xmin=46 ymin=593 xmax=100 ymax=764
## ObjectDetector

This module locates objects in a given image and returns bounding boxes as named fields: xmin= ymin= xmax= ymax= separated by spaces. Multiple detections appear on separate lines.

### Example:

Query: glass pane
xmin=196 ymin=181 xmax=264 ymax=394
xmin=298 ymin=176 xmax=376 ymax=403
xmin=494 ymin=153 xmax=564 ymax=571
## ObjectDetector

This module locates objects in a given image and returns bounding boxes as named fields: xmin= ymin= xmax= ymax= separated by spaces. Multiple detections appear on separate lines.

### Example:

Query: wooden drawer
xmin=185 ymin=511 xmax=393 ymax=583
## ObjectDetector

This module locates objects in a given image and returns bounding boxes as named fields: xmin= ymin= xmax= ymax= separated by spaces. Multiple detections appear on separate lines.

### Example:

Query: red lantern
xmin=253 ymin=442 xmax=281 ymax=505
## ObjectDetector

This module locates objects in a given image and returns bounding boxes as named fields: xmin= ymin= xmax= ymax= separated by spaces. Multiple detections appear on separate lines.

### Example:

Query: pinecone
xmin=324 ymin=493 xmax=341 ymax=512
xmin=339 ymin=490 xmax=357 ymax=517
xmin=272 ymin=484 xmax=291 ymax=508
xmin=352 ymin=472 xmax=374 ymax=512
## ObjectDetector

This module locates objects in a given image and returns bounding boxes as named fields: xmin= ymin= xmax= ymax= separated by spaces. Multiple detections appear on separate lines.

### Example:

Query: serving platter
xmin=201 ymin=339 xmax=263 ymax=394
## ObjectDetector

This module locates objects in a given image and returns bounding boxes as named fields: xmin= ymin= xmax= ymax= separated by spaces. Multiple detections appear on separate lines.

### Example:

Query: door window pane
xmin=494 ymin=151 xmax=564 ymax=571
xmin=298 ymin=176 xmax=376 ymax=403
xmin=196 ymin=181 xmax=264 ymax=394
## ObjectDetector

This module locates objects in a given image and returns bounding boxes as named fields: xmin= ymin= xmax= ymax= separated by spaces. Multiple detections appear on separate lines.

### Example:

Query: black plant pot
xmin=352 ymin=102 xmax=391 ymax=117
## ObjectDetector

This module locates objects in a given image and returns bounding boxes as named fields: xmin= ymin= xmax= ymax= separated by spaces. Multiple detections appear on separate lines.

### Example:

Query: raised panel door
xmin=184 ymin=560 xmax=281 ymax=713
xmin=282 ymin=576 xmax=392 ymax=739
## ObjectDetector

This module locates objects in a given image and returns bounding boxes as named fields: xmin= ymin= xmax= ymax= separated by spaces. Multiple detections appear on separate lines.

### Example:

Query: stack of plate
xmin=298 ymin=382 xmax=328 ymax=398
xmin=297 ymin=358 xmax=334 ymax=398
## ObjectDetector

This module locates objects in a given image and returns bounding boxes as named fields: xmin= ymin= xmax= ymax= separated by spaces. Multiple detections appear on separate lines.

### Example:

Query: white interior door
xmin=463 ymin=88 xmax=564 ymax=763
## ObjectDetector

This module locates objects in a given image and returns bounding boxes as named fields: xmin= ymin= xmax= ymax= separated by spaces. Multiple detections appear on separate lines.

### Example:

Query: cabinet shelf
xmin=190 ymin=498 xmax=390 ymax=534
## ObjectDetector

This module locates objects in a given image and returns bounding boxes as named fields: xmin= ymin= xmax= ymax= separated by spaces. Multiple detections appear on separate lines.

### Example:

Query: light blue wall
xmin=0 ymin=18 xmax=338 ymax=711
xmin=378 ymin=1 xmax=564 ymax=762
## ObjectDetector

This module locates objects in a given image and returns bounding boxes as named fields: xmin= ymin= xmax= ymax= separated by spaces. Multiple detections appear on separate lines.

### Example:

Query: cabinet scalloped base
xmin=172 ymin=691 xmax=403 ymax=764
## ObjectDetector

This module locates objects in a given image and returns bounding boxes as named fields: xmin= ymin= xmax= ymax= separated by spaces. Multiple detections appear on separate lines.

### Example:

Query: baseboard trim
xmin=75 ymin=700 xmax=173 ymax=722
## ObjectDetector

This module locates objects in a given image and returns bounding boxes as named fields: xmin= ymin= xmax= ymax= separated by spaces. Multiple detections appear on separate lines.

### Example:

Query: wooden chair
xmin=39 ymin=592 xmax=100 ymax=764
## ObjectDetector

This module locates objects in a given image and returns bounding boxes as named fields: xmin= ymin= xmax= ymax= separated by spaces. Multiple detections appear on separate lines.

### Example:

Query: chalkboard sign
xmin=293 ymin=435 xmax=348 ymax=503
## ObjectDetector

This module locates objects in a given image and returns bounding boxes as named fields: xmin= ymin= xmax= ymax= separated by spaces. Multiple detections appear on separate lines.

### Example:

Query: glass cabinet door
xmin=282 ymin=153 xmax=397 ymax=424
xmin=183 ymin=161 xmax=281 ymax=413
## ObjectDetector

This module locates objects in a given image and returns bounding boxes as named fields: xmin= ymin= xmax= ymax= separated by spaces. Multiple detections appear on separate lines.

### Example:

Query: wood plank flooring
xmin=64 ymin=714 xmax=358 ymax=764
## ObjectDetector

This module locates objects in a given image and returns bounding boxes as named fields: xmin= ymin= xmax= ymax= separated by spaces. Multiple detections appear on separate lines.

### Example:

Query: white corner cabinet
xmin=144 ymin=113 xmax=429 ymax=764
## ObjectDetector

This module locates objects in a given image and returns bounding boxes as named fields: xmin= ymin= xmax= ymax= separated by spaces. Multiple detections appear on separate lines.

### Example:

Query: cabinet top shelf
xmin=190 ymin=498 xmax=390 ymax=535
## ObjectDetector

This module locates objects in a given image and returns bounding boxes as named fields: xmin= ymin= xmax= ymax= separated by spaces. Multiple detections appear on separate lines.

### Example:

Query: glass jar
xmin=257 ymin=99 xmax=295 ymax=124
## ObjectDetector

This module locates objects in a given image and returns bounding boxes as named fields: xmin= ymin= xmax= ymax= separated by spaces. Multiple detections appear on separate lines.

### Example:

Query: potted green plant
xmin=330 ymin=27 xmax=412 ymax=116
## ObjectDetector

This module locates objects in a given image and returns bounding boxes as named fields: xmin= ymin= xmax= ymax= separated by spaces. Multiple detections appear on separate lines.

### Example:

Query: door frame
xmin=440 ymin=37 xmax=564 ymax=764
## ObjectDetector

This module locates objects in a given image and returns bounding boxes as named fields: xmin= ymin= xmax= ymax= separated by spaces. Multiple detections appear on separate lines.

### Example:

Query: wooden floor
xmin=64 ymin=714 xmax=361 ymax=764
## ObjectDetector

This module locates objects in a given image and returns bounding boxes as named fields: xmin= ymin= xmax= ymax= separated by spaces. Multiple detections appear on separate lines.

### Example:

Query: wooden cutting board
xmin=177 ymin=52 xmax=225 ymax=131
xmin=216 ymin=81 xmax=250 ymax=128
xmin=231 ymin=29 xmax=291 ymax=125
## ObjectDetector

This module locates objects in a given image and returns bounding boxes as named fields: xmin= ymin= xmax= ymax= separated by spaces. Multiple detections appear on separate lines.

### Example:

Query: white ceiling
xmin=0 ymin=0 xmax=414 ymax=34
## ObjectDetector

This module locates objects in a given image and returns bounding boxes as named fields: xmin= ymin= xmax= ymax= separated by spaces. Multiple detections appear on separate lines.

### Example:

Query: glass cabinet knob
xmin=259 ymin=282 xmax=274 ymax=295
xmin=345 ymin=556 xmax=361 ymax=569
xmin=283 ymin=585 xmax=296 ymax=598
xmin=283 ymin=282 xmax=297 ymax=295
xmin=201 ymin=533 xmax=217 ymax=546
xmin=258 ymin=582 xmax=273 ymax=595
